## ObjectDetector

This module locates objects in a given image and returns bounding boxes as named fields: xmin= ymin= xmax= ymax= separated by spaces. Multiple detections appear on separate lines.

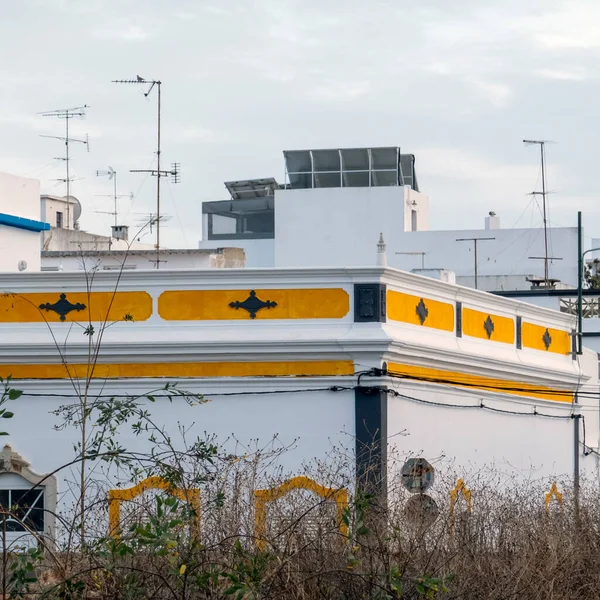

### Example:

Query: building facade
xmin=0 ymin=172 xmax=49 ymax=272
xmin=0 ymin=264 xmax=594 ymax=543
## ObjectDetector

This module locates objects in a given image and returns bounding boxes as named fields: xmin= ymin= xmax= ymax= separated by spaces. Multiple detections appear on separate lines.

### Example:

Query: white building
xmin=199 ymin=146 xmax=578 ymax=290
xmin=0 ymin=261 xmax=595 ymax=543
xmin=41 ymin=247 xmax=245 ymax=271
xmin=39 ymin=194 xmax=246 ymax=270
xmin=0 ymin=172 xmax=49 ymax=272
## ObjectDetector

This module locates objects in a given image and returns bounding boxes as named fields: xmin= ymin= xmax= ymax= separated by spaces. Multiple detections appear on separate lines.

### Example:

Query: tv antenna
xmin=113 ymin=76 xmax=181 ymax=269
xmin=39 ymin=105 xmax=90 ymax=230
xmin=456 ymin=237 xmax=495 ymax=290
xmin=135 ymin=213 xmax=172 ymax=258
xmin=523 ymin=139 xmax=554 ymax=287
xmin=95 ymin=166 xmax=132 ymax=228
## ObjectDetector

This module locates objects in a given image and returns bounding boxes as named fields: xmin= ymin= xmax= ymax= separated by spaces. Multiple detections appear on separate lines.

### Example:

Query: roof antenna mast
xmin=523 ymin=139 xmax=552 ymax=287
xmin=112 ymin=76 xmax=180 ymax=269
xmin=39 ymin=105 xmax=90 ymax=230
xmin=95 ymin=166 xmax=132 ymax=228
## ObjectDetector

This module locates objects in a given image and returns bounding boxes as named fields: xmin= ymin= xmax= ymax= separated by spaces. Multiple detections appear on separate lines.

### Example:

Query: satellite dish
xmin=18 ymin=260 xmax=27 ymax=272
xmin=63 ymin=195 xmax=82 ymax=223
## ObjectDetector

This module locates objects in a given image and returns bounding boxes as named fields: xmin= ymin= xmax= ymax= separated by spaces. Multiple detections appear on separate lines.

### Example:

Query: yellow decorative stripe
xmin=387 ymin=362 xmax=573 ymax=403
xmin=0 ymin=291 xmax=152 ymax=323
xmin=386 ymin=290 xmax=454 ymax=332
xmin=462 ymin=307 xmax=514 ymax=344
xmin=0 ymin=360 xmax=354 ymax=380
xmin=109 ymin=476 xmax=200 ymax=539
xmin=522 ymin=322 xmax=570 ymax=355
xmin=158 ymin=289 xmax=349 ymax=320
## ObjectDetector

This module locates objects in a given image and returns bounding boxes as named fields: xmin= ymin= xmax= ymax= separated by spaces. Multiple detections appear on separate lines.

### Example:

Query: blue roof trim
xmin=0 ymin=213 xmax=50 ymax=233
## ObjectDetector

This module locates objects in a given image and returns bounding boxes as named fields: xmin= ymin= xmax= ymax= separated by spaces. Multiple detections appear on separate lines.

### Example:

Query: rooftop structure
xmin=283 ymin=147 xmax=418 ymax=190
xmin=198 ymin=146 xmax=579 ymax=291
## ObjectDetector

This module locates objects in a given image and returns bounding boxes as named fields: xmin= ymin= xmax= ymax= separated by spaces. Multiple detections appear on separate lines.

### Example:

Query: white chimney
xmin=485 ymin=212 xmax=500 ymax=230
xmin=377 ymin=233 xmax=387 ymax=267
xmin=112 ymin=225 xmax=129 ymax=242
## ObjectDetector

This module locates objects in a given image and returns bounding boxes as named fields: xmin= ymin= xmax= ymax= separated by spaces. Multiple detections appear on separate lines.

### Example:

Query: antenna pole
xmin=524 ymin=139 xmax=552 ymax=287
xmin=540 ymin=141 xmax=549 ymax=285
xmin=456 ymin=237 xmax=495 ymax=290
xmin=39 ymin=105 xmax=89 ymax=230
xmin=113 ymin=78 xmax=178 ymax=269
xmin=113 ymin=171 xmax=118 ymax=228
xmin=156 ymin=81 xmax=161 ymax=269
xmin=65 ymin=115 xmax=70 ymax=228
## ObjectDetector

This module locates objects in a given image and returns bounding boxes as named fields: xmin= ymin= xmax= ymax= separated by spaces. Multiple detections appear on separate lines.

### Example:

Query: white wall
xmin=394 ymin=227 xmax=579 ymax=289
xmin=4 ymin=381 xmax=355 ymax=499
xmin=0 ymin=172 xmax=42 ymax=272
xmin=42 ymin=249 xmax=245 ymax=271
xmin=40 ymin=197 xmax=75 ymax=230
xmin=0 ymin=226 xmax=42 ymax=272
xmin=387 ymin=384 xmax=585 ymax=484
xmin=199 ymin=238 xmax=274 ymax=268
xmin=275 ymin=186 xmax=414 ymax=268
xmin=0 ymin=172 xmax=40 ymax=221
xmin=272 ymin=187 xmax=576 ymax=290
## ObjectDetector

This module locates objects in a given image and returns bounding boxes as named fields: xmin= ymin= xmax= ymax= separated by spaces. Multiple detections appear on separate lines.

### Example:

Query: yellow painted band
xmin=0 ymin=291 xmax=152 ymax=323
xmin=386 ymin=290 xmax=454 ymax=332
xmin=158 ymin=289 xmax=350 ymax=320
xmin=387 ymin=362 xmax=573 ymax=403
xmin=522 ymin=322 xmax=570 ymax=355
xmin=0 ymin=360 xmax=354 ymax=380
xmin=462 ymin=307 xmax=515 ymax=344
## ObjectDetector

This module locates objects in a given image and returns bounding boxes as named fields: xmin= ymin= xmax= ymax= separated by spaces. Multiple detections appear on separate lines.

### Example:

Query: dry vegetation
xmin=3 ymin=446 xmax=600 ymax=600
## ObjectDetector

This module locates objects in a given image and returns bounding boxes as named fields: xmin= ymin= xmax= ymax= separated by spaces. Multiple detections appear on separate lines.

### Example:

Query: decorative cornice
xmin=0 ymin=265 xmax=577 ymax=331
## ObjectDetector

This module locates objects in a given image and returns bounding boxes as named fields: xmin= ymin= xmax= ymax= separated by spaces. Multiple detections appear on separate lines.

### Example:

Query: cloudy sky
xmin=1 ymin=0 xmax=599 ymax=248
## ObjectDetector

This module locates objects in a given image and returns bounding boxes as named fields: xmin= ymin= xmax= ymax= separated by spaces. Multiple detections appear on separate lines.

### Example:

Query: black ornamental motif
xmin=39 ymin=293 xmax=86 ymax=321
xmin=229 ymin=290 xmax=277 ymax=319
xmin=415 ymin=299 xmax=429 ymax=325
xmin=543 ymin=328 xmax=552 ymax=350
xmin=483 ymin=315 xmax=495 ymax=339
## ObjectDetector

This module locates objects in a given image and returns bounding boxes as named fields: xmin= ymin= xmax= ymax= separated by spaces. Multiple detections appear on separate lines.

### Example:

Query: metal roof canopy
xmin=224 ymin=178 xmax=280 ymax=200
xmin=283 ymin=147 xmax=419 ymax=192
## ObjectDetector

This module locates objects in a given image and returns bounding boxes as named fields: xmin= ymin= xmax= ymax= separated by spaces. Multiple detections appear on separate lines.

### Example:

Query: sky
xmin=1 ymin=0 xmax=600 ymax=249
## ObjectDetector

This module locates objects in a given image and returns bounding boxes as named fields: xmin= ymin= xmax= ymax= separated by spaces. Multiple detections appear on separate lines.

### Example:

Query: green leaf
xmin=8 ymin=389 xmax=22 ymax=400
xmin=2 ymin=412 xmax=14 ymax=419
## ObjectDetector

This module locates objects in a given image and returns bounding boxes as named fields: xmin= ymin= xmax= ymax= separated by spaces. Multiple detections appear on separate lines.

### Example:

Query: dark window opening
xmin=204 ymin=198 xmax=275 ymax=240
xmin=56 ymin=212 xmax=63 ymax=229
xmin=0 ymin=488 xmax=44 ymax=532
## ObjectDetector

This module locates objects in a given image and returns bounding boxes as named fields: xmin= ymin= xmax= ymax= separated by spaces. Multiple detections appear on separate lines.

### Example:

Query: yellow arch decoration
xmin=254 ymin=476 xmax=348 ymax=550
xmin=545 ymin=482 xmax=564 ymax=513
xmin=449 ymin=478 xmax=472 ymax=533
xmin=108 ymin=476 xmax=200 ymax=540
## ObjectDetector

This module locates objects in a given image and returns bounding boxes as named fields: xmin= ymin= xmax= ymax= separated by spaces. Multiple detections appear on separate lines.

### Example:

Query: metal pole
xmin=474 ymin=239 xmax=478 ymax=289
xmin=113 ymin=171 xmax=118 ymax=228
xmin=456 ymin=237 xmax=495 ymax=290
xmin=65 ymin=115 xmax=70 ymax=229
xmin=578 ymin=211 xmax=583 ymax=354
xmin=574 ymin=397 xmax=580 ymax=518
xmin=541 ymin=142 xmax=549 ymax=285
xmin=156 ymin=82 xmax=161 ymax=269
